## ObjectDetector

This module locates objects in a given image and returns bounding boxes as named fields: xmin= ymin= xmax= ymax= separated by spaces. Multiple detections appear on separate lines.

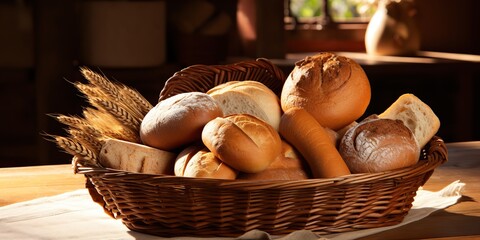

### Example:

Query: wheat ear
xmin=50 ymin=114 xmax=88 ymax=129
xmin=82 ymin=107 xmax=140 ymax=143
xmin=120 ymin=86 xmax=153 ymax=115
xmin=49 ymin=135 xmax=98 ymax=164
xmin=89 ymin=97 xmax=140 ymax=132
xmin=68 ymin=129 xmax=104 ymax=154
xmin=80 ymin=67 xmax=147 ymax=118
xmin=80 ymin=67 xmax=120 ymax=97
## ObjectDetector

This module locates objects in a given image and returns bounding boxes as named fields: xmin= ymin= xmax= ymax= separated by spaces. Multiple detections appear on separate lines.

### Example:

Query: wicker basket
xmin=73 ymin=58 xmax=448 ymax=237
xmin=158 ymin=58 xmax=286 ymax=101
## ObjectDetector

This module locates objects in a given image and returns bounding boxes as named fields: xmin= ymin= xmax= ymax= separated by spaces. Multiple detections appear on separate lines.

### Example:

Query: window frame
xmin=285 ymin=0 xmax=373 ymax=53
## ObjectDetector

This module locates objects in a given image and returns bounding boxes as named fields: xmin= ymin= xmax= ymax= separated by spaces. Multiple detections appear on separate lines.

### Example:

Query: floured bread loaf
xmin=207 ymin=81 xmax=281 ymax=130
xmin=99 ymin=138 xmax=177 ymax=174
xmin=339 ymin=117 xmax=420 ymax=173
xmin=379 ymin=93 xmax=440 ymax=149
xmin=140 ymin=92 xmax=223 ymax=151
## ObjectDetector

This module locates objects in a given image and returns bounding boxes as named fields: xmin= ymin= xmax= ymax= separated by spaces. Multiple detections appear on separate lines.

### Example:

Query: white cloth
xmin=0 ymin=181 xmax=465 ymax=240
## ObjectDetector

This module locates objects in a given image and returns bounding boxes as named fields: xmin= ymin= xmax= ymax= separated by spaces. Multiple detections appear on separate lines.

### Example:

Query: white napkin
xmin=0 ymin=181 xmax=465 ymax=240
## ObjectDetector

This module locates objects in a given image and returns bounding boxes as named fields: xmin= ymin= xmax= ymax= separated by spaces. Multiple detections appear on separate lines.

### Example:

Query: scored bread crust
xmin=280 ymin=52 xmax=371 ymax=131
xmin=202 ymin=114 xmax=282 ymax=173
xmin=339 ymin=117 xmax=420 ymax=173
xmin=175 ymin=145 xmax=237 ymax=179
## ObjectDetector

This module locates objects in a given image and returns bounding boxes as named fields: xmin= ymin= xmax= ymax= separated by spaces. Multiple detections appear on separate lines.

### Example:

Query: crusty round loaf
xmin=174 ymin=145 xmax=237 ymax=179
xmin=339 ymin=117 xmax=420 ymax=173
xmin=238 ymin=140 xmax=311 ymax=180
xmin=281 ymin=52 xmax=371 ymax=131
xmin=140 ymin=92 xmax=223 ymax=151
xmin=207 ymin=80 xmax=282 ymax=130
xmin=202 ymin=114 xmax=282 ymax=173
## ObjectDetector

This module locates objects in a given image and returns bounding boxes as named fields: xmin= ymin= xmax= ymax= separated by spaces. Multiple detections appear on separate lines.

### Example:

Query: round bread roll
xmin=202 ymin=114 xmax=282 ymax=173
xmin=207 ymin=80 xmax=282 ymax=130
xmin=175 ymin=145 xmax=237 ymax=179
xmin=281 ymin=52 xmax=371 ymax=131
xmin=140 ymin=92 xmax=223 ymax=151
xmin=238 ymin=140 xmax=311 ymax=180
xmin=339 ymin=117 xmax=420 ymax=173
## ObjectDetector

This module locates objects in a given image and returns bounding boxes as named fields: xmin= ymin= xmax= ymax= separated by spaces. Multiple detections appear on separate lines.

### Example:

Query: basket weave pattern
xmin=73 ymin=59 xmax=447 ymax=237
xmin=158 ymin=58 xmax=286 ymax=101
xmin=79 ymin=137 xmax=446 ymax=237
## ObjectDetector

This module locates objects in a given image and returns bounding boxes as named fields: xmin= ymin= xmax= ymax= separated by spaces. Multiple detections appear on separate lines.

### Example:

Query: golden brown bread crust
xmin=140 ymin=92 xmax=223 ymax=151
xmin=207 ymin=81 xmax=282 ymax=130
xmin=280 ymin=52 xmax=371 ymax=131
xmin=202 ymin=114 xmax=282 ymax=173
xmin=339 ymin=117 xmax=420 ymax=173
xmin=174 ymin=145 xmax=237 ymax=179
xmin=238 ymin=140 xmax=311 ymax=180
xmin=279 ymin=107 xmax=351 ymax=178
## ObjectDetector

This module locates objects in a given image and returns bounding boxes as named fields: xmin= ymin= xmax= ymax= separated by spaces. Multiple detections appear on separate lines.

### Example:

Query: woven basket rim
xmin=75 ymin=136 xmax=447 ymax=190
xmin=158 ymin=58 xmax=286 ymax=101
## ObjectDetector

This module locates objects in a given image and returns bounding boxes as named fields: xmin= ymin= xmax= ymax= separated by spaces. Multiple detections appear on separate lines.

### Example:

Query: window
xmin=285 ymin=0 xmax=378 ymax=52
xmin=286 ymin=0 xmax=377 ymax=29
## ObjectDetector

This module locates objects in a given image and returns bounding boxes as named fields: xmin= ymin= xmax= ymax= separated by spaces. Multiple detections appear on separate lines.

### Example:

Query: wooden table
xmin=1 ymin=142 xmax=479 ymax=239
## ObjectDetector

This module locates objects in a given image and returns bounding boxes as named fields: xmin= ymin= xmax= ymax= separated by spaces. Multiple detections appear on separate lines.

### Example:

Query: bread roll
xmin=202 ymin=114 xmax=282 ymax=173
xmin=175 ymin=145 xmax=237 ymax=179
xmin=279 ymin=107 xmax=351 ymax=178
xmin=140 ymin=92 xmax=223 ymax=151
xmin=99 ymin=138 xmax=176 ymax=174
xmin=238 ymin=140 xmax=311 ymax=180
xmin=379 ymin=93 xmax=440 ymax=149
xmin=339 ymin=117 xmax=420 ymax=173
xmin=281 ymin=52 xmax=371 ymax=130
xmin=207 ymin=80 xmax=282 ymax=130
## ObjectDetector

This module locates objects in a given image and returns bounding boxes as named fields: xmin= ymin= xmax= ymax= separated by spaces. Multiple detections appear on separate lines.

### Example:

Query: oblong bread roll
xmin=279 ymin=107 xmax=351 ymax=178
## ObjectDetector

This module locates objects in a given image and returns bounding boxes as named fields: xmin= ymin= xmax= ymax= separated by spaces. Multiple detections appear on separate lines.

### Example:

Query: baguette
xmin=279 ymin=108 xmax=351 ymax=178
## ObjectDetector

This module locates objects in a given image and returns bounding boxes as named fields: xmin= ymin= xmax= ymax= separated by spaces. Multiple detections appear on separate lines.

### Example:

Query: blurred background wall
xmin=0 ymin=0 xmax=478 ymax=167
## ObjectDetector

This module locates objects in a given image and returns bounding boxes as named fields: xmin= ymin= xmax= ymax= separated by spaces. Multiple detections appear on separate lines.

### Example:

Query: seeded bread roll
xmin=174 ymin=145 xmax=237 ymax=179
xmin=207 ymin=80 xmax=282 ymax=130
xmin=281 ymin=52 xmax=371 ymax=130
xmin=202 ymin=114 xmax=282 ymax=173
xmin=140 ymin=92 xmax=223 ymax=151
xmin=379 ymin=93 xmax=440 ymax=149
xmin=339 ymin=117 xmax=420 ymax=173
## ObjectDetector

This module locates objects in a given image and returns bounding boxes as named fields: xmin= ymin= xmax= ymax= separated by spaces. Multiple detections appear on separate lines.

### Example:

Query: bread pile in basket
xmin=48 ymin=52 xmax=446 ymax=237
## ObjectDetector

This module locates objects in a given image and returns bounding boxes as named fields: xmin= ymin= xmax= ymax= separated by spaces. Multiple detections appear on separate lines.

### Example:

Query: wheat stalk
xmin=89 ymin=97 xmax=140 ymax=132
xmin=80 ymin=67 xmax=120 ymax=97
xmin=120 ymin=86 xmax=153 ymax=115
xmin=80 ymin=67 xmax=148 ymax=120
xmin=82 ymin=107 xmax=140 ymax=143
xmin=50 ymin=114 xmax=88 ymax=129
xmin=50 ymin=135 xmax=98 ymax=163
xmin=74 ymin=82 xmax=106 ymax=99
xmin=49 ymin=67 xmax=149 ymax=166
xmin=68 ymin=129 xmax=104 ymax=154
